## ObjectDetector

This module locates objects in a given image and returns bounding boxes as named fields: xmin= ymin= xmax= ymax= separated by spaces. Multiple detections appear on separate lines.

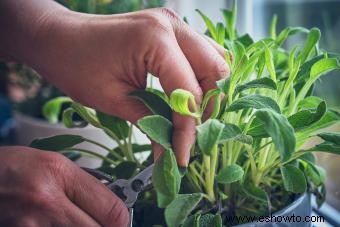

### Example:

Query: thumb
xmin=65 ymin=165 xmax=129 ymax=227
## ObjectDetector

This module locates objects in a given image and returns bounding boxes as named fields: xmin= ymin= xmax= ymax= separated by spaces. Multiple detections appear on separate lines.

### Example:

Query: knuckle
xmin=141 ymin=11 xmax=172 ymax=34
xmin=158 ymin=7 xmax=180 ymax=21
xmin=41 ymin=152 xmax=70 ymax=182
xmin=104 ymin=199 xmax=129 ymax=227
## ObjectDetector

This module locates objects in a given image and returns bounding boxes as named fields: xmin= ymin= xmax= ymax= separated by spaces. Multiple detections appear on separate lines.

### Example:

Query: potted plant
xmin=5 ymin=0 xmax=164 ymax=168
xmin=30 ymin=1 xmax=340 ymax=226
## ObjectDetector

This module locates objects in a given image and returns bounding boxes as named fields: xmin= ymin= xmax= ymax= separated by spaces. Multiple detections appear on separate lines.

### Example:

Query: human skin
xmin=0 ymin=0 xmax=228 ymax=226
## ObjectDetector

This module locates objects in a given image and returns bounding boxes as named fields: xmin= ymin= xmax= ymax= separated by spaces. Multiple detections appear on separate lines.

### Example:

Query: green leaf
xmin=196 ymin=9 xmax=216 ymax=39
xmin=270 ymin=14 xmax=277 ymax=39
xmin=152 ymin=149 xmax=181 ymax=208
xmin=216 ymin=22 xmax=225 ymax=45
xmin=228 ymin=41 xmax=246 ymax=69
xmin=310 ymin=57 xmax=340 ymax=81
xmin=165 ymin=193 xmax=203 ymax=227
xmin=199 ymin=214 xmax=222 ymax=227
xmin=130 ymin=90 xmax=172 ymax=120
xmin=216 ymin=164 xmax=244 ymax=184
xmin=280 ymin=164 xmax=307 ymax=193
xmin=62 ymin=151 xmax=81 ymax=161
xmin=182 ymin=214 xmax=200 ymax=227
xmin=276 ymin=27 xmax=309 ymax=47
xmin=201 ymin=89 xmax=221 ymax=113
xmin=298 ymin=28 xmax=321 ymax=63
xmin=288 ymin=101 xmax=326 ymax=130
xmin=298 ymin=96 xmax=323 ymax=110
xmin=222 ymin=0 xmax=236 ymax=39
xmin=219 ymin=123 xmax=253 ymax=144
xmin=235 ymin=78 xmax=277 ymax=94
xmin=318 ymin=132 xmax=340 ymax=145
xmin=236 ymin=34 xmax=254 ymax=48
xmin=227 ymin=95 xmax=281 ymax=113
xmin=97 ymin=112 xmax=129 ymax=140
xmin=297 ymin=110 xmax=340 ymax=138
xmin=242 ymin=182 xmax=268 ymax=202
xmin=169 ymin=89 xmax=200 ymax=118
xmin=295 ymin=55 xmax=324 ymax=84
xmin=112 ymin=161 xmax=137 ymax=179
xmin=30 ymin=135 xmax=84 ymax=151
xmin=42 ymin=97 xmax=72 ymax=123
xmin=306 ymin=162 xmax=326 ymax=186
xmin=138 ymin=115 xmax=173 ymax=149
xmin=62 ymin=107 xmax=88 ymax=128
xmin=316 ymin=184 xmax=326 ymax=208
xmin=255 ymin=109 xmax=295 ymax=161
xmin=71 ymin=102 xmax=101 ymax=128
xmin=264 ymin=46 xmax=276 ymax=81
xmin=196 ymin=119 xmax=224 ymax=155
xmin=216 ymin=78 xmax=230 ymax=94
xmin=299 ymin=152 xmax=316 ymax=164
xmin=131 ymin=144 xmax=152 ymax=153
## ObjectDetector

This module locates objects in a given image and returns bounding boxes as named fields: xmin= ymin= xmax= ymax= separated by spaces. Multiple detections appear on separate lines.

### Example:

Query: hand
xmin=0 ymin=1 xmax=229 ymax=166
xmin=0 ymin=146 xmax=129 ymax=227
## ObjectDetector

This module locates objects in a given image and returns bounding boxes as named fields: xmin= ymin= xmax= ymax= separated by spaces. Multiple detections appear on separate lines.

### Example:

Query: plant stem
xmin=64 ymin=148 xmax=117 ymax=166
xmin=83 ymin=138 xmax=124 ymax=161
xmin=203 ymin=154 xmax=215 ymax=202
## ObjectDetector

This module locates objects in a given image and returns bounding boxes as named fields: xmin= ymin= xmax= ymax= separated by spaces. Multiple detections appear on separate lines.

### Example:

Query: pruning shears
xmin=83 ymin=164 xmax=154 ymax=227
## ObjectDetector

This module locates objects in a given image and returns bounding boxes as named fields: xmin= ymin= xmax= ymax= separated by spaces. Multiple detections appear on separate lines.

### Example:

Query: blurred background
xmin=0 ymin=0 xmax=339 ymax=219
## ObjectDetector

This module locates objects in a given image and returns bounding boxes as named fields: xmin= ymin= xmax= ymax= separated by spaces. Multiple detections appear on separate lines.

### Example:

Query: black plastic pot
xmin=237 ymin=193 xmax=311 ymax=227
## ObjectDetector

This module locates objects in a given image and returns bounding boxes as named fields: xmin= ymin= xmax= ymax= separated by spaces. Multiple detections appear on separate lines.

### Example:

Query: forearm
xmin=0 ymin=0 xmax=69 ymax=63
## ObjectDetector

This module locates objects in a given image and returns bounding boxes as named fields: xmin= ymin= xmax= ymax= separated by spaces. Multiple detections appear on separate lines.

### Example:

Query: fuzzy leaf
xmin=130 ymin=90 xmax=172 ymax=120
xmin=297 ymin=96 xmax=323 ymax=110
xmin=138 ymin=115 xmax=173 ymax=149
xmin=153 ymin=149 xmax=181 ymax=208
xmin=297 ymin=110 xmax=340 ymax=138
xmin=242 ymin=182 xmax=268 ymax=202
xmin=310 ymin=57 xmax=340 ymax=81
xmin=255 ymin=109 xmax=295 ymax=161
xmin=276 ymin=27 xmax=309 ymax=47
xmin=43 ymin=97 xmax=72 ymax=123
xmin=264 ymin=46 xmax=276 ymax=80
xmin=227 ymin=95 xmax=281 ymax=113
xmin=295 ymin=55 xmax=324 ymax=84
xmin=307 ymin=132 xmax=340 ymax=154
xmin=216 ymin=22 xmax=225 ymax=45
xmin=216 ymin=164 xmax=244 ymax=184
xmin=165 ymin=193 xmax=203 ymax=227
xmin=281 ymin=164 xmax=307 ymax=193
xmin=169 ymin=89 xmax=200 ymax=118
xmin=182 ymin=214 xmax=200 ymax=227
xmin=196 ymin=119 xmax=224 ymax=155
xmin=219 ymin=123 xmax=253 ymax=144
xmin=235 ymin=78 xmax=277 ymax=94
xmin=216 ymin=78 xmax=230 ymax=94
xmin=236 ymin=34 xmax=254 ymax=48
xmin=199 ymin=214 xmax=222 ymax=227
xmin=97 ymin=112 xmax=129 ymax=140
xmin=306 ymin=162 xmax=326 ymax=186
xmin=196 ymin=9 xmax=216 ymax=39
xmin=298 ymin=28 xmax=321 ymax=63
xmin=288 ymin=101 xmax=326 ymax=130
xmin=30 ymin=135 xmax=84 ymax=151
xmin=318 ymin=132 xmax=340 ymax=145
